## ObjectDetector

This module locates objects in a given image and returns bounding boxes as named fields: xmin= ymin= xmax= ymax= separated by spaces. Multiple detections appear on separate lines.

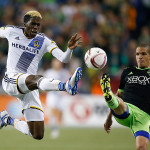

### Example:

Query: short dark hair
xmin=24 ymin=10 xmax=42 ymax=23
xmin=24 ymin=15 xmax=31 ymax=23
xmin=137 ymin=44 xmax=150 ymax=54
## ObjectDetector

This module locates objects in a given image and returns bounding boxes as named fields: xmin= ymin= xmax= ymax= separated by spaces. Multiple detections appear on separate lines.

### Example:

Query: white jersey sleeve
xmin=0 ymin=26 xmax=12 ymax=39
xmin=45 ymin=37 xmax=72 ymax=63
xmin=51 ymin=48 xmax=72 ymax=63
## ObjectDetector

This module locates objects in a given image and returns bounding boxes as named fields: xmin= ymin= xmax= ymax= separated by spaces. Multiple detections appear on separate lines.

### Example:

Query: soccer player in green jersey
xmin=100 ymin=44 xmax=150 ymax=150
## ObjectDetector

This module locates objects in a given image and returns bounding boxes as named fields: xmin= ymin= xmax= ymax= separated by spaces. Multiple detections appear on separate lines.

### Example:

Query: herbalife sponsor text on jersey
xmin=12 ymin=42 xmax=39 ymax=54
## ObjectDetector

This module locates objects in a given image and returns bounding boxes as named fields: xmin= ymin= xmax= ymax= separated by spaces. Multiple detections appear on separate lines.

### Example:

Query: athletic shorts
xmin=113 ymin=103 xmax=150 ymax=139
xmin=2 ymin=72 xmax=43 ymax=112
xmin=24 ymin=108 xmax=44 ymax=122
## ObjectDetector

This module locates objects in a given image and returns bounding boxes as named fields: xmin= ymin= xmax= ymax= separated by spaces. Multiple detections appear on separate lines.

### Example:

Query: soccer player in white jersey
xmin=0 ymin=10 xmax=82 ymax=140
xmin=44 ymin=59 xmax=70 ymax=139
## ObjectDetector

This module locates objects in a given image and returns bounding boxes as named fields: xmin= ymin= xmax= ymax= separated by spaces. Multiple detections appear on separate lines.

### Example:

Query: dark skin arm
xmin=104 ymin=111 xmax=113 ymax=133
xmin=104 ymin=91 xmax=123 ymax=133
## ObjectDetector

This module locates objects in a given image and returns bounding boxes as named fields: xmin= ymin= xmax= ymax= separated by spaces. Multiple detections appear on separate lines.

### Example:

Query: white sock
xmin=37 ymin=77 xmax=61 ymax=91
xmin=14 ymin=119 xmax=32 ymax=137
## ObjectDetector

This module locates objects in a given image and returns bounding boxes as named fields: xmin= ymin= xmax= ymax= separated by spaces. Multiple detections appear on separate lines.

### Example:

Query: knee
xmin=26 ymin=75 xmax=43 ymax=90
xmin=136 ymin=135 xmax=149 ymax=150
xmin=32 ymin=132 xmax=44 ymax=140
xmin=136 ymin=143 xmax=148 ymax=150
xmin=27 ymin=120 xmax=44 ymax=140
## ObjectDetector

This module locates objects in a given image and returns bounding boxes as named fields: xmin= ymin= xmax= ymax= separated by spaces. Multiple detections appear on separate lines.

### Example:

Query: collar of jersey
xmin=23 ymin=32 xmax=33 ymax=39
xmin=136 ymin=67 xmax=150 ymax=70
xmin=21 ymin=28 xmax=31 ymax=39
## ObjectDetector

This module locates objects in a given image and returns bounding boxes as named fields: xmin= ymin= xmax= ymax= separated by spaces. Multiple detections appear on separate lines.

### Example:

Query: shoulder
xmin=5 ymin=25 xmax=22 ymax=28
xmin=2 ymin=25 xmax=23 ymax=33
xmin=0 ymin=25 xmax=23 ymax=37
xmin=123 ymin=66 xmax=136 ymax=72
xmin=5 ymin=25 xmax=23 ymax=30
xmin=37 ymin=32 xmax=51 ymax=40
xmin=121 ymin=66 xmax=136 ymax=76
xmin=37 ymin=32 xmax=45 ymax=38
xmin=37 ymin=33 xmax=54 ymax=42
xmin=38 ymin=33 xmax=55 ymax=42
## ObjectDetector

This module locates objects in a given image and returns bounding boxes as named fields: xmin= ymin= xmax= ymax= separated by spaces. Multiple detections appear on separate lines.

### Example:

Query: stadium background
xmin=0 ymin=0 xmax=150 ymax=150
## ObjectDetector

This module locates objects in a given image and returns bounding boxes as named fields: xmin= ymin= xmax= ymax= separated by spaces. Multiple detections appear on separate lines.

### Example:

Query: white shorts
xmin=24 ymin=108 xmax=44 ymax=122
xmin=2 ymin=72 xmax=43 ymax=112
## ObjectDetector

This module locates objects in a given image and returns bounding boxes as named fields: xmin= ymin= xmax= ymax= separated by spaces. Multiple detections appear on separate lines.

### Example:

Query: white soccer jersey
xmin=0 ymin=26 xmax=72 ymax=75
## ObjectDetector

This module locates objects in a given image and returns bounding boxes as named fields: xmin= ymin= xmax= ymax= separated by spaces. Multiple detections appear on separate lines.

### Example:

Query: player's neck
xmin=24 ymin=32 xmax=32 ymax=39
xmin=137 ymin=67 xmax=150 ymax=70
xmin=22 ymin=28 xmax=33 ymax=39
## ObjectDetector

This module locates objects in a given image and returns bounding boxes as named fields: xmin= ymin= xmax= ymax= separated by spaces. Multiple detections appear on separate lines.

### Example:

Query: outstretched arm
xmin=104 ymin=111 xmax=113 ymax=133
xmin=50 ymin=33 xmax=82 ymax=63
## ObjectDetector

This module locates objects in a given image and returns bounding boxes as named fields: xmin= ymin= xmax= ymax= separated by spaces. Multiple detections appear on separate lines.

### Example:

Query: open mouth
xmin=31 ymin=30 xmax=37 ymax=34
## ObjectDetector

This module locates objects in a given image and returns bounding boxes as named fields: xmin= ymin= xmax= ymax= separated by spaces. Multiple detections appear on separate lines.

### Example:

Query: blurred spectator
xmin=43 ymin=58 xmax=70 ymax=139
xmin=108 ymin=43 xmax=127 ymax=76
xmin=138 ymin=26 xmax=150 ymax=44
xmin=126 ymin=40 xmax=137 ymax=67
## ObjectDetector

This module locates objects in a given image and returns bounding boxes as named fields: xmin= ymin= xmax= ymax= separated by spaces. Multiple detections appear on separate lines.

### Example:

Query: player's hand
xmin=104 ymin=112 xmax=113 ymax=134
xmin=104 ymin=119 xmax=113 ymax=134
xmin=68 ymin=33 xmax=83 ymax=50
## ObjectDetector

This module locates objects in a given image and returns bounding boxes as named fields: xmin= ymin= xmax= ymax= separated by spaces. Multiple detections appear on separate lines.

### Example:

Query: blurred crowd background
xmin=0 ymin=0 xmax=150 ymax=94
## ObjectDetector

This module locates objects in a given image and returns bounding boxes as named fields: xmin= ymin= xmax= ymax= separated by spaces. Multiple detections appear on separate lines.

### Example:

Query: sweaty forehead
xmin=136 ymin=47 xmax=148 ymax=53
xmin=29 ymin=17 xmax=41 ymax=23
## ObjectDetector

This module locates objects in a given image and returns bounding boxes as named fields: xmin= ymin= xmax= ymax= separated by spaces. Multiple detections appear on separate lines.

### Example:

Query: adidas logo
xmin=15 ymin=37 xmax=20 ymax=40
xmin=128 ymin=72 xmax=133 ymax=75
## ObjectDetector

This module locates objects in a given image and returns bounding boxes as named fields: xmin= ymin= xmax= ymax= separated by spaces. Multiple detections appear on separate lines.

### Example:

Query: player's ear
xmin=24 ymin=23 xmax=26 ymax=27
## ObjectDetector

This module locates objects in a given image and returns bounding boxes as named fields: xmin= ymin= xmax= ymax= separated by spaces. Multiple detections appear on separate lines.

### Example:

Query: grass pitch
xmin=0 ymin=127 xmax=147 ymax=150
